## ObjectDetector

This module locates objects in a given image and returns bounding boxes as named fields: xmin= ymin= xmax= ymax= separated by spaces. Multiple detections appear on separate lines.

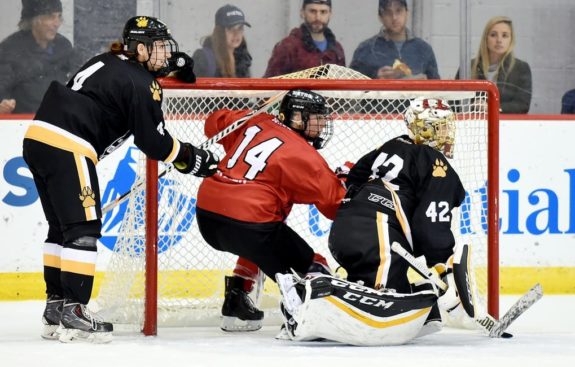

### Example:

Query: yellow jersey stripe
xmin=383 ymin=180 xmax=413 ymax=249
xmin=164 ymin=137 xmax=180 ymax=163
xmin=325 ymin=296 xmax=430 ymax=328
xmin=375 ymin=212 xmax=388 ymax=288
xmin=25 ymin=122 xmax=98 ymax=164
xmin=74 ymin=154 xmax=97 ymax=221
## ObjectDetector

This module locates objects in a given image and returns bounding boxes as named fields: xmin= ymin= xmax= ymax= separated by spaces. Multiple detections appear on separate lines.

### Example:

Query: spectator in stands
xmin=263 ymin=0 xmax=345 ymax=77
xmin=456 ymin=16 xmax=532 ymax=114
xmin=350 ymin=0 xmax=439 ymax=80
xmin=561 ymin=89 xmax=575 ymax=114
xmin=0 ymin=0 xmax=79 ymax=114
xmin=192 ymin=4 xmax=252 ymax=78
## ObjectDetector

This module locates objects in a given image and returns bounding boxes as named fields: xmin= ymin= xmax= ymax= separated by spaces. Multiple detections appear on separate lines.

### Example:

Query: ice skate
xmin=220 ymin=276 xmax=264 ymax=332
xmin=58 ymin=301 xmax=113 ymax=343
xmin=41 ymin=294 xmax=64 ymax=340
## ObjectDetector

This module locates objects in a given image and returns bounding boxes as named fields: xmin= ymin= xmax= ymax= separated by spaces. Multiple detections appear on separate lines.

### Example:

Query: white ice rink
xmin=0 ymin=295 xmax=573 ymax=367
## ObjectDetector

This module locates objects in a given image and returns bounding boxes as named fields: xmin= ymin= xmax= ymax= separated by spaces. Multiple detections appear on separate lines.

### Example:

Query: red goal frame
xmin=141 ymin=78 xmax=500 ymax=335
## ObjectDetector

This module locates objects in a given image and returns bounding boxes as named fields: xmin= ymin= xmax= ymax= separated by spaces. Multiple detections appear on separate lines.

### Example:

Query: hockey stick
xmin=390 ymin=242 xmax=514 ymax=338
xmin=487 ymin=283 xmax=542 ymax=337
xmin=101 ymin=90 xmax=288 ymax=214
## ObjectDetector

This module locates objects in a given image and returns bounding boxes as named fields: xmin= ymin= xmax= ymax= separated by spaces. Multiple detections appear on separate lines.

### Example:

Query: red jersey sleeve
xmin=204 ymin=109 xmax=251 ymax=153
xmin=281 ymin=149 xmax=345 ymax=221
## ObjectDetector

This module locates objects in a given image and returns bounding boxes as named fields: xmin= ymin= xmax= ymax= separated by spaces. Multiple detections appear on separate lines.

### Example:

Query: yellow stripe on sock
xmin=43 ymin=254 xmax=61 ymax=269
xmin=60 ymin=259 xmax=96 ymax=277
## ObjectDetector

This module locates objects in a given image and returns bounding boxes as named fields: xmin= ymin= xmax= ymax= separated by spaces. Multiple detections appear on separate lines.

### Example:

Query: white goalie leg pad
xmin=438 ymin=243 xmax=485 ymax=329
xmin=276 ymin=273 xmax=303 ymax=316
xmin=452 ymin=243 xmax=480 ymax=318
xmin=284 ymin=275 xmax=437 ymax=346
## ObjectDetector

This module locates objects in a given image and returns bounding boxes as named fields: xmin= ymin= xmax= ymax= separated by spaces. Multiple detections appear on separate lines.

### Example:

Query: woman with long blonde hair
xmin=192 ymin=4 xmax=252 ymax=78
xmin=456 ymin=16 xmax=532 ymax=113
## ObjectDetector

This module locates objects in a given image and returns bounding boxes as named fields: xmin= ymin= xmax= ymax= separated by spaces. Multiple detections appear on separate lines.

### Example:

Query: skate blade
xmin=58 ymin=328 xmax=113 ymax=344
xmin=220 ymin=316 xmax=262 ymax=332
xmin=41 ymin=324 xmax=62 ymax=340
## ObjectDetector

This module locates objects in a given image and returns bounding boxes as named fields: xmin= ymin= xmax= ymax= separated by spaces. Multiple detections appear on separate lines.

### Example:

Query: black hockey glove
xmin=173 ymin=143 xmax=219 ymax=177
xmin=169 ymin=52 xmax=196 ymax=83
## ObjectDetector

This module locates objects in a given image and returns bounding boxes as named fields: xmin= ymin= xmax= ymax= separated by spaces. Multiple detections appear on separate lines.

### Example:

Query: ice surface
xmin=0 ymin=295 xmax=573 ymax=367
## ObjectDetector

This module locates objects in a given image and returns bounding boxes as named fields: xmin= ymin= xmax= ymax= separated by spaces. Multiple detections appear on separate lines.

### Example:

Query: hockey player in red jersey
xmin=23 ymin=16 xmax=218 ymax=343
xmin=276 ymin=98 xmax=479 ymax=345
xmin=196 ymin=89 xmax=345 ymax=332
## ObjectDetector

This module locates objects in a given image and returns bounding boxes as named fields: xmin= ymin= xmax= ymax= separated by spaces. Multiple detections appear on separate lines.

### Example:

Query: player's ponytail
xmin=109 ymin=41 xmax=124 ymax=55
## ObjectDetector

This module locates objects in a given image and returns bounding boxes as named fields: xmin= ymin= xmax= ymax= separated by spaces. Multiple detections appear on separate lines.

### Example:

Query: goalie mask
xmin=278 ymin=89 xmax=333 ymax=149
xmin=404 ymin=98 xmax=456 ymax=158
xmin=122 ymin=16 xmax=179 ymax=76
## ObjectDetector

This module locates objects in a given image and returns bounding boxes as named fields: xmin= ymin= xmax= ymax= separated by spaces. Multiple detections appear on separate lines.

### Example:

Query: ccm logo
xmin=342 ymin=292 xmax=394 ymax=309
xmin=367 ymin=193 xmax=395 ymax=210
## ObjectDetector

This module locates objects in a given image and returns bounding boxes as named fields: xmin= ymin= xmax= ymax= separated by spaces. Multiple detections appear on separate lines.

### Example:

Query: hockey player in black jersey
xmin=330 ymin=97 xmax=464 ymax=294
xmin=276 ymin=98 xmax=479 ymax=345
xmin=22 ymin=16 xmax=218 ymax=343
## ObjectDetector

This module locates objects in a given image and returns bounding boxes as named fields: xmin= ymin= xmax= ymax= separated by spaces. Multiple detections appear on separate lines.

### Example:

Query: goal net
xmin=92 ymin=65 xmax=499 ymax=334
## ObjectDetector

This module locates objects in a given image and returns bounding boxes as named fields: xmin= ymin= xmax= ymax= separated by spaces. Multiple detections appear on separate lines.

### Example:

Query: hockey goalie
xmin=275 ymin=98 xmax=484 ymax=345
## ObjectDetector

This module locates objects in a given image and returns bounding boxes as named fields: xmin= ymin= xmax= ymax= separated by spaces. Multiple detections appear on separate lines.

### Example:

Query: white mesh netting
xmin=92 ymin=65 xmax=495 ymax=329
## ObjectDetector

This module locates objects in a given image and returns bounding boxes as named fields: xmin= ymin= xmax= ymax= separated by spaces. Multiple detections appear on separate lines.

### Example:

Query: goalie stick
xmin=391 ymin=242 xmax=542 ymax=338
xmin=101 ymin=90 xmax=288 ymax=214
xmin=487 ymin=283 xmax=543 ymax=337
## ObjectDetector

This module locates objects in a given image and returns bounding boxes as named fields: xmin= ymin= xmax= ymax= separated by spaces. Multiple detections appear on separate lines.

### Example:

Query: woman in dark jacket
xmin=456 ymin=16 xmax=532 ymax=114
xmin=192 ymin=4 xmax=252 ymax=78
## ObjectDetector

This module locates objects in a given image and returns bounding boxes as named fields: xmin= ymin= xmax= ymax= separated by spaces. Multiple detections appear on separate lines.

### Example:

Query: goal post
xmin=93 ymin=72 xmax=500 ymax=336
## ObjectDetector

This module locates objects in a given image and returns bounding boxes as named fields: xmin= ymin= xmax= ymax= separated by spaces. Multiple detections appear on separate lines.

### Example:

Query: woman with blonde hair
xmin=193 ymin=4 xmax=252 ymax=78
xmin=456 ymin=16 xmax=532 ymax=113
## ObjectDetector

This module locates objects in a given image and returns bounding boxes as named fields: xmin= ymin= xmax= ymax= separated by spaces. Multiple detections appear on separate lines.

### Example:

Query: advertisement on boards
xmin=1 ymin=118 xmax=574 ymax=296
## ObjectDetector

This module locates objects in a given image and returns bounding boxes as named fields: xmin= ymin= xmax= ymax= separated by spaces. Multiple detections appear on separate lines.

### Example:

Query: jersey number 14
xmin=227 ymin=126 xmax=284 ymax=180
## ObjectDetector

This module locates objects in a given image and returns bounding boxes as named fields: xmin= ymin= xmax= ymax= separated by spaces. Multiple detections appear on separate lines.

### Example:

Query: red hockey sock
xmin=232 ymin=257 xmax=260 ymax=292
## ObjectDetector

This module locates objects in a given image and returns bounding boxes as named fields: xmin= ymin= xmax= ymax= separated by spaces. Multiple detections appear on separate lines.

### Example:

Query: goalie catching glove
xmin=169 ymin=52 xmax=196 ymax=83
xmin=173 ymin=143 xmax=219 ymax=177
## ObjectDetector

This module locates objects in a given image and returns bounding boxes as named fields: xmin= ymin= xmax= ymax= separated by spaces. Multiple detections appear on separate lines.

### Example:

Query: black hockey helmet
xmin=278 ymin=89 xmax=333 ymax=149
xmin=122 ymin=16 xmax=179 ymax=55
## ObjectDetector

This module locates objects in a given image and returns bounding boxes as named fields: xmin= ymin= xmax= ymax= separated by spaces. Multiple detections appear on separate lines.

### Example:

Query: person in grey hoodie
xmin=350 ymin=0 xmax=439 ymax=80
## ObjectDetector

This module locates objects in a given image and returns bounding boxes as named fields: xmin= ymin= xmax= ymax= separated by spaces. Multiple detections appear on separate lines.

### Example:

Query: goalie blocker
xmin=435 ymin=243 xmax=482 ymax=324
xmin=276 ymin=273 xmax=438 ymax=346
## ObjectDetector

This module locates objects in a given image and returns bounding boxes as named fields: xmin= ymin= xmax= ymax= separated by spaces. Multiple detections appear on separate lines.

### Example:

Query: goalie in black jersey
xmin=276 ymin=98 xmax=480 ymax=345
xmin=22 ymin=16 xmax=218 ymax=343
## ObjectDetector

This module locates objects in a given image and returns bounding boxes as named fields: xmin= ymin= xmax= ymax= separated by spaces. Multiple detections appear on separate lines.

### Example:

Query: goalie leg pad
xmin=452 ymin=243 xmax=479 ymax=318
xmin=437 ymin=243 xmax=484 ymax=330
xmin=277 ymin=274 xmax=437 ymax=346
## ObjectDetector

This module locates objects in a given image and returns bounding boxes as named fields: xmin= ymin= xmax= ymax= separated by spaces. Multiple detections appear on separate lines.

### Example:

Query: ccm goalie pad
xmin=276 ymin=273 xmax=438 ymax=346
